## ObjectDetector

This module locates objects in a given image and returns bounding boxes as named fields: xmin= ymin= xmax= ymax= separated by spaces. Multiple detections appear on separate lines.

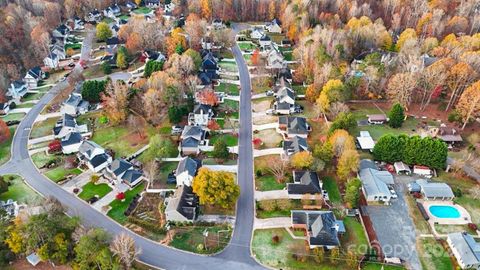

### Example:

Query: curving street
xmin=0 ymin=32 xmax=263 ymax=269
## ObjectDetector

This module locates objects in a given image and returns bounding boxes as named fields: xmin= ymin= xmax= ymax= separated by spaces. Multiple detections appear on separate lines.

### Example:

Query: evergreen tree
xmin=388 ymin=103 xmax=405 ymax=128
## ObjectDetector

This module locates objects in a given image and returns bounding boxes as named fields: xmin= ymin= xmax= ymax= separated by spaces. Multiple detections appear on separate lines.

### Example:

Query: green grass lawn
xmin=31 ymin=152 xmax=61 ymax=168
xmin=323 ymin=176 xmax=342 ymax=204
xmin=266 ymin=33 xmax=285 ymax=44
xmin=169 ymin=225 xmax=232 ymax=254
xmin=0 ymin=127 xmax=15 ymax=166
xmin=30 ymin=117 xmax=60 ymax=139
xmin=15 ymin=102 xmax=34 ymax=109
xmin=283 ymin=51 xmax=293 ymax=61
xmin=215 ymin=83 xmax=239 ymax=95
xmin=107 ymin=183 xmax=145 ymax=224
xmin=342 ymin=217 xmax=369 ymax=254
xmin=237 ymin=41 xmax=258 ymax=51
xmin=256 ymin=200 xmax=302 ymax=219
xmin=102 ymin=17 xmax=115 ymax=24
xmin=150 ymin=161 xmax=177 ymax=189
xmin=91 ymin=125 xmax=148 ymax=157
xmin=133 ymin=7 xmax=152 ymax=14
xmin=292 ymin=84 xmax=307 ymax=95
xmin=223 ymin=99 xmax=239 ymax=110
xmin=65 ymin=43 xmax=82 ymax=50
xmin=418 ymin=238 xmax=452 ymax=270
xmin=255 ymin=174 xmax=286 ymax=191
xmin=0 ymin=175 xmax=41 ymax=204
xmin=118 ymin=14 xmax=130 ymax=20
xmin=209 ymin=134 xmax=238 ymax=147
xmin=44 ymin=167 xmax=82 ymax=182
xmin=22 ymin=92 xmax=44 ymax=102
xmin=78 ymin=182 xmax=112 ymax=201
xmin=1 ymin=113 xmax=25 ymax=122
xmin=218 ymin=61 xmax=238 ymax=72
xmin=362 ymin=263 xmax=405 ymax=270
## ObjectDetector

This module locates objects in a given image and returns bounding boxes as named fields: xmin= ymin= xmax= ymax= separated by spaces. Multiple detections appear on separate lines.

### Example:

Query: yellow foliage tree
xmin=441 ymin=33 xmax=461 ymax=49
xmin=201 ymin=0 xmax=211 ymax=19
xmin=328 ymin=129 xmax=355 ymax=158
xmin=457 ymin=80 xmax=480 ymax=129
xmin=316 ymin=79 xmax=345 ymax=114
xmin=416 ymin=13 xmax=432 ymax=35
xmin=396 ymin=28 xmax=417 ymax=51
xmin=290 ymin=151 xmax=314 ymax=169
xmin=192 ymin=168 xmax=240 ymax=209
xmin=337 ymin=149 xmax=359 ymax=180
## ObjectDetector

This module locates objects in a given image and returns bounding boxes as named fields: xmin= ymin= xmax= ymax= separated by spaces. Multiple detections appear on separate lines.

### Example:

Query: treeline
xmin=372 ymin=134 xmax=448 ymax=169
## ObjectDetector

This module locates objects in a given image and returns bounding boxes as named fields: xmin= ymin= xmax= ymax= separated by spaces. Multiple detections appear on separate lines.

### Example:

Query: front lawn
xmin=44 ymin=167 xmax=82 ymax=182
xmin=209 ymin=134 xmax=238 ymax=147
xmin=107 ymin=183 xmax=145 ymax=224
xmin=253 ymin=129 xmax=282 ymax=148
xmin=255 ymin=174 xmax=285 ymax=191
xmin=22 ymin=92 xmax=44 ymax=102
xmin=118 ymin=14 xmax=130 ymax=20
xmin=169 ymin=225 xmax=232 ymax=254
xmin=133 ymin=7 xmax=152 ymax=14
xmin=237 ymin=41 xmax=257 ymax=51
xmin=30 ymin=117 xmax=60 ymax=139
xmin=323 ymin=176 xmax=342 ymax=204
xmin=417 ymin=238 xmax=452 ymax=270
xmin=0 ymin=175 xmax=41 ymax=204
xmin=78 ymin=182 xmax=112 ymax=201
xmin=0 ymin=127 xmax=15 ymax=166
xmin=218 ymin=60 xmax=238 ymax=72
xmin=1 ymin=113 xmax=25 ymax=122
xmin=65 ymin=43 xmax=82 ymax=50
xmin=31 ymin=152 xmax=62 ymax=169
xmin=362 ymin=263 xmax=405 ymax=270
xmin=256 ymin=199 xmax=302 ymax=219
xmin=215 ymin=83 xmax=239 ymax=95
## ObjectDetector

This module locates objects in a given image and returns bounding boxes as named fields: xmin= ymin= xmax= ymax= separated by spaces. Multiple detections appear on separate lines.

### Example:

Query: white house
xmin=44 ymin=44 xmax=66 ymax=69
xmin=53 ymin=114 xmax=89 ymax=139
xmin=126 ymin=1 xmax=138 ymax=11
xmin=212 ymin=18 xmax=225 ymax=30
xmin=266 ymin=47 xmax=285 ymax=69
xmin=274 ymin=86 xmax=295 ymax=115
xmin=78 ymin=141 xmax=112 ymax=173
xmin=188 ymin=104 xmax=213 ymax=126
xmin=61 ymin=93 xmax=90 ymax=116
xmin=0 ymin=102 xmax=10 ymax=115
xmin=250 ymin=27 xmax=265 ymax=39
xmin=266 ymin=19 xmax=282 ymax=33
xmin=278 ymin=116 xmax=311 ymax=138
xmin=106 ymin=159 xmax=145 ymax=187
xmin=104 ymin=4 xmax=121 ymax=18
xmin=145 ymin=0 xmax=160 ymax=8
xmin=85 ymin=9 xmax=103 ymax=23
xmin=447 ymin=232 xmax=480 ymax=269
xmin=52 ymin=24 xmax=70 ymax=41
xmin=7 ymin=81 xmax=28 ymax=102
xmin=408 ymin=179 xmax=454 ymax=200
xmin=259 ymin=34 xmax=272 ymax=49
xmin=175 ymin=157 xmax=199 ymax=186
xmin=367 ymin=114 xmax=388 ymax=125
xmin=61 ymin=132 xmax=84 ymax=154
xmin=24 ymin=67 xmax=45 ymax=89
xmin=359 ymin=159 xmax=394 ymax=204
xmin=165 ymin=186 xmax=198 ymax=222
xmin=180 ymin=126 xmax=206 ymax=155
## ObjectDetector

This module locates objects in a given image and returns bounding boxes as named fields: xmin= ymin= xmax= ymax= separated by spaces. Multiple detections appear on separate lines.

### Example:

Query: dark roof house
xmin=283 ymin=136 xmax=309 ymax=156
xmin=165 ymin=186 xmax=199 ymax=222
xmin=288 ymin=171 xmax=322 ymax=197
xmin=291 ymin=210 xmax=344 ymax=249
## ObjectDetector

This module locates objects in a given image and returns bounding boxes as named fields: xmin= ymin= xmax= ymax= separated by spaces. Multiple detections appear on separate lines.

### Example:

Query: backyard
xmin=107 ymin=183 xmax=145 ymax=224
xmin=0 ymin=175 xmax=41 ymax=204
xmin=322 ymin=176 xmax=342 ymax=204
xmin=209 ymin=133 xmax=238 ymax=147
xmin=91 ymin=124 xmax=149 ymax=158
xmin=417 ymin=238 xmax=453 ymax=270
xmin=342 ymin=217 xmax=369 ymax=254
xmin=149 ymin=161 xmax=178 ymax=190
xmin=218 ymin=60 xmax=238 ymax=72
xmin=169 ymin=225 xmax=232 ymax=254
xmin=78 ymin=182 xmax=112 ymax=201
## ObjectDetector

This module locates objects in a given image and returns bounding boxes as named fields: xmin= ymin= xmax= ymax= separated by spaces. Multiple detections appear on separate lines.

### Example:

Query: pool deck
xmin=422 ymin=200 xmax=471 ymax=225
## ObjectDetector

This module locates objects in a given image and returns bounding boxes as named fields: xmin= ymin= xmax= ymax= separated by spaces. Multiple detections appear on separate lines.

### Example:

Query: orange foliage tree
xmin=0 ymin=119 xmax=10 ymax=144
xmin=198 ymin=89 xmax=219 ymax=106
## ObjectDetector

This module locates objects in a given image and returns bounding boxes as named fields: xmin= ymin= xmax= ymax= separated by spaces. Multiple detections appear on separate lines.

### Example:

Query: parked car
xmin=171 ymin=125 xmax=183 ymax=135
xmin=388 ymin=186 xmax=398 ymax=199
xmin=166 ymin=173 xmax=176 ymax=185
xmin=266 ymin=90 xmax=274 ymax=96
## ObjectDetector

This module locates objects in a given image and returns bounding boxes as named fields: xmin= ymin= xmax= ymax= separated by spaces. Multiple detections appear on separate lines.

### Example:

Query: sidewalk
xmin=255 ymin=190 xmax=288 ymax=201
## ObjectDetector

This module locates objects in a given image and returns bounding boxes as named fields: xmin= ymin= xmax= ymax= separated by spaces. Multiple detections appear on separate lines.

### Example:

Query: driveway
xmin=255 ymin=190 xmax=288 ymax=201
xmin=362 ymin=177 xmax=421 ymax=270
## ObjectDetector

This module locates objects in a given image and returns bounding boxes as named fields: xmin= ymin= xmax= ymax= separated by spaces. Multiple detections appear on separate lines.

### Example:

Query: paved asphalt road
xmin=0 ymin=30 xmax=264 ymax=269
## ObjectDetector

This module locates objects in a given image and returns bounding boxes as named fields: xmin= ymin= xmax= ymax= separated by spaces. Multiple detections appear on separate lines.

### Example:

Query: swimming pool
xmin=429 ymin=205 xmax=461 ymax=219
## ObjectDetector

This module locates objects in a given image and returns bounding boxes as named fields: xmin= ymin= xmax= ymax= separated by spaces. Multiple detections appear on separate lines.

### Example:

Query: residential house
xmin=359 ymin=159 xmax=394 ymax=203
xmin=86 ymin=9 xmax=103 ymax=23
xmin=367 ymin=114 xmax=388 ymax=125
xmin=44 ymin=53 xmax=60 ymax=69
xmin=175 ymin=157 xmax=200 ymax=186
xmin=165 ymin=186 xmax=199 ymax=222
xmin=199 ymin=72 xmax=213 ymax=86
xmin=44 ymin=44 xmax=66 ymax=69
xmin=266 ymin=46 xmax=285 ymax=69
xmin=0 ymin=102 xmax=10 ymax=115
xmin=408 ymin=179 xmax=454 ymax=200
xmin=1 ymin=199 xmax=20 ymax=216
xmin=7 ymin=81 xmax=28 ymax=102
xmin=61 ymin=132 xmax=84 ymax=154
xmin=212 ymin=18 xmax=225 ymax=30
xmin=180 ymin=126 xmax=206 ymax=155
xmin=435 ymin=126 xmax=463 ymax=146
xmin=111 ymin=24 xmax=120 ymax=37
xmin=61 ymin=93 xmax=90 ymax=116
xmin=50 ymin=43 xmax=66 ymax=59
xmin=274 ymin=86 xmax=295 ymax=114
xmin=278 ymin=68 xmax=293 ymax=83
xmin=266 ymin=19 xmax=282 ymax=33
xmin=201 ymin=37 xmax=213 ymax=50
xmin=53 ymin=114 xmax=89 ymax=139
xmin=188 ymin=104 xmax=213 ymax=126
xmin=145 ymin=0 xmax=160 ymax=8
xmin=278 ymin=116 xmax=311 ymax=138
xmin=447 ymin=232 xmax=480 ymax=269
xmin=283 ymin=136 xmax=309 ymax=156
xmin=106 ymin=159 xmax=145 ymax=187
xmin=291 ymin=210 xmax=345 ymax=249
xmin=259 ymin=34 xmax=272 ymax=49
xmin=250 ymin=27 xmax=265 ymax=39
xmin=78 ymin=140 xmax=112 ymax=173
xmin=24 ymin=67 xmax=45 ymax=89
xmin=52 ymin=24 xmax=70 ymax=41
xmin=126 ymin=1 xmax=138 ymax=11
xmin=356 ymin=131 xmax=375 ymax=151
xmin=141 ymin=50 xmax=166 ymax=62
xmin=164 ymin=2 xmax=176 ymax=13
xmin=73 ymin=17 xmax=85 ymax=30
xmin=288 ymin=171 xmax=325 ymax=200
xmin=202 ymin=52 xmax=218 ymax=75
xmin=106 ymin=37 xmax=122 ymax=55
xmin=104 ymin=4 xmax=121 ymax=18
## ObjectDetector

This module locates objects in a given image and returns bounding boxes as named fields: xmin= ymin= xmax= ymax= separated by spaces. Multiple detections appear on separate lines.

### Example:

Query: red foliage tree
xmin=116 ymin=192 xmax=126 ymax=200
xmin=48 ymin=140 xmax=62 ymax=153
xmin=207 ymin=120 xmax=220 ymax=131
xmin=0 ymin=119 xmax=10 ymax=144
xmin=252 ymin=138 xmax=262 ymax=149
xmin=198 ymin=89 xmax=219 ymax=106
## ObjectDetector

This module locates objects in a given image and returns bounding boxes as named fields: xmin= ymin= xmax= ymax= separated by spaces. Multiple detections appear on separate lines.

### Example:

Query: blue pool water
xmin=429 ymin=205 xmax=461 ymax=218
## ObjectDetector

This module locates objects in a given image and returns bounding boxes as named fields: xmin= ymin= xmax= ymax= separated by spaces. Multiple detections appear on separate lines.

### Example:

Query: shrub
xmin=258 ymin=200 xmax=276 ymax=211
xmin=388 ymin=103 xmax=405 ymax=128
xmin=454 ymin=188 xmax=463 ymax=197
xmin=255 ymin=169 xmax=263 ymax=177
xmin=101 ymin=62 xmax=112 ymax=75
xmin=271 ymin=235 xmax=281 ymax=245
xmin=468 ymin=223 xmax=478 ymax=231
xmin=99 ymin=115 xmax=109 ymax=124
xmin=73 ymin=188 xmax=79 ymax=194
xmin=116 ymin=192 xmax=125 ymax=200
xmin=90 ymin=174 xmax=100 ymax=183
xmin=448 ymin=110 xmax=461 ymax=123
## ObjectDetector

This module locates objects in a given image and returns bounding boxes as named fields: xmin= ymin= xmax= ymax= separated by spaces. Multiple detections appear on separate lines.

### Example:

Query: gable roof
xmin=110 ymin=159 xmax=133 ymax=177
xmin=176 ymin=157 xmax=199 ymax=177
xmin=106 ymin=37 xmax=121 ymax=45
xmin=79 ymin=140 xmax=104 ymax=159
xmin=27 ymin=66 xmax=42 ymax=79
xmin=122 ymin=169 xmax=143 ymax=184
xmin=415 ymin=179 xmax=454 ymax=198
xmin=288 ymin=171 xmax=322 ymax=195
xmin=193 ymin=104 xmax=212 ymax=114
xmin=260 ymin=34 xmax=271 ymax=41
xmin=359 ymin=166 xmax=394 ymax=199
xmin=283 ymin=136 xmax=308 ymax=153
xmin=61 ymin=132 xmax=83 ymax=147
xmin=448 ymin=232 xmax=480 ymax=266
xmin=291 ymin=210 xmax=340 ymax=247
xmin=64 ymin=93 xmax=82 ymax=107
xmin=90 ymin=153 xmax=110 ymax=168
xmin=280 ymin=117 xmax=309 ymax=135
xmin=166 ymin=186 xmax=198 ymax=221
xmin=181 ymin=137 xmax=199 ymax=148
xmin=181 ymin=126 xmax=203 ymax=140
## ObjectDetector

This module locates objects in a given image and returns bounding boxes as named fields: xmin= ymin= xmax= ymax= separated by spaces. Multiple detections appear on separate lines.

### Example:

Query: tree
xmin=337 ymin=150 xmax=359 ymax=180
xmin=330 ymin=247 xmax=340 ymax=265
xmin=101 ymin=62 xmax=112 ymax=75
xmin=387 ymin=73 xmax=416 ymax=111
xmin=313 ymin=247 xmax=324 ymax=263
xmin=212 ymin=139 xmax=229 ymax=161
xmin=328 ymin=129 xmax=355 ymax=158
xmin=198 ymin=89 xmax=218 ymax=106
xmin=0 ymin=120 xmax=10 ymax=144
xmin=127 ymin=115 xmax=146 ymax=139
xmin=396 ymin=28 xmax=417 ymax=51
xmin=0 ymin=176 xmax=8 ymax=194
xmin=116 ymin=48 xmax=128 ymax=69
xmin=446 ymin=62 xmax=475 ymax=111
xmin=372 ymin=134 xmax=407 ymax=163
xmin=74 ymin=228 xmax=119 ymax=270
xmin=290 ymin=152 xmax=314 ymax=169
xmin=110 ymin=233 xmax=140 ymax=270
xmin=90 ymin=174 xmax=100 ymax=184
xmin=456 ymin=80 xmax=480 ymax=129
xmin=144 ymin=60 xmax=164 ymax=78
xmin=346 ymin=250 xmax=358 ymax=268
xmin=201 ymin=0 xmax=212 ymax=19
xmin=145 ymin=135 xmax=177 ymax=160
xmin=101 ymin=80 xmax=129 ymax=125
xmin=388 ymin=103 xmax=405 ymax=128
xmin=328 ymin=112 xmax=357 ymax=134
xmin=207 ymin=120 xmax=220 ymax=131
xmin=345 ymin=178 xmax=362 ymax=208
xmin=313 ymin=142 xmax=334 ymax=165
xmin=168 ymin=106 xmax=188 ymax=124
xmin=251 ymin=49 xmax=261 ymax=66
xmin=192 ymin=168 xmax=240 ymax=209
xmin=82 ymin=80 xmax=108 ymax=102
xmin=96 ymin=22 xmax=112 ymax=41
xmin=184 ymin=49 xmax=202 ymax=71
xmin=48 ymin=140 xmax=62 ymax=153
xmin=316 ymin=79 xmax=346 ymax=114
xmin=266 ymin=155 xmax=288 ymax=183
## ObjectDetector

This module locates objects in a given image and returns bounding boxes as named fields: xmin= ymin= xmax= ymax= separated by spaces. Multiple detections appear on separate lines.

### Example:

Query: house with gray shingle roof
xmin=24 ymin=67 xmax=45 ymax=89
xmin=288 ymin=171 xmax=324 ymax=199
xmin=447 ymin=232 xmax=480 ymax=269
xmin=165 ymin=185 xmax=199 ymax=222
xmin=78 ymin=140 xmax=112 ymax=173
xmin=61 ymin=132 xmax=84 ymax=154
xmin=291 ymin=210 xmax=345 ymax=249
xmin=409 ymin=179 xmax=454 ymax=200
xmin=278 ymin=116 xmax=311 ymax=138
xmin=188 ymin=104 xmax=213 ymax=126
xmin=105 ymin=158 xmax=145 ymax=187
xmin=175 ymin=157 xmax=200 ymax=186
xmin=8 ymin=81 xmax=27 ymax=102
xmin=283 ymin=136 xmax=309 ymax=156
xmin=274 ymin=86 xmax=294 ymax=114
xmin=180 ymin=126 xmax=206 ymax=155
xmin=61 ymin=92 xmax=90 ymax=116
xmin=359 ymin=159 xmax=394 ymax=204
xmin=53 ymin=114 xmax=89 ymax=139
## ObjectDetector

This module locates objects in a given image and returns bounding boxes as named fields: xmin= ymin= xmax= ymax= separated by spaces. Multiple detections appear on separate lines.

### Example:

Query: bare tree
xmin=110 ymin=233 xmax=141 ymax=270
xmin=266 ymin=155 xmax=288 ymax=183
